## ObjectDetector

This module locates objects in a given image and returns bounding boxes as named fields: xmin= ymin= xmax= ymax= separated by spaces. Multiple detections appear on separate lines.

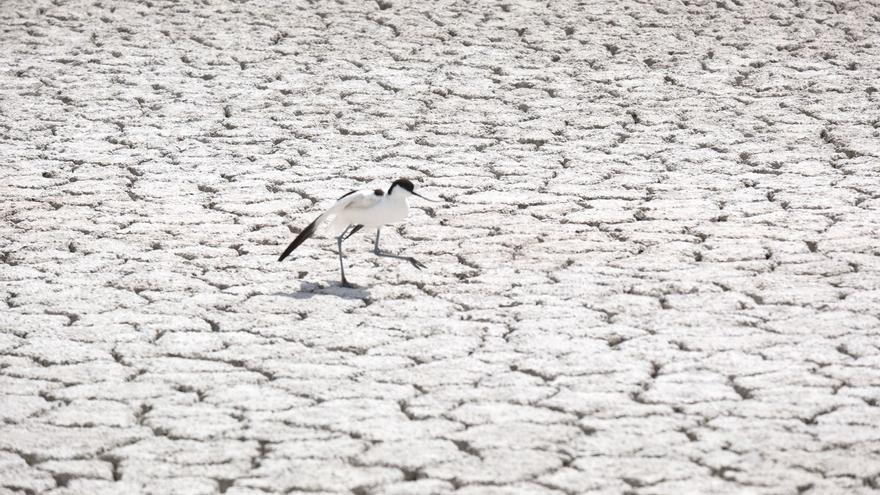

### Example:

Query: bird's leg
xmin=342 ymin=224 xmax=363 ymax=241
xmin=373 ymin=228 xmax=426 ymax=270
xmin=337 ymin=226 xmax=355 ymax=288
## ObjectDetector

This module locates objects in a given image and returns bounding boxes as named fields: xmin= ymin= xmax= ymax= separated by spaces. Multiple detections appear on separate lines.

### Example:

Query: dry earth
xmin=2 ymin=0 xmax=880 ymax=493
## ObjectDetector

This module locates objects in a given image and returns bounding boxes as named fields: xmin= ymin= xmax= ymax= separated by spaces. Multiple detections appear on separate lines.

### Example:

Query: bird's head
xmin=388 ymin=178 xmax=440 ymax=202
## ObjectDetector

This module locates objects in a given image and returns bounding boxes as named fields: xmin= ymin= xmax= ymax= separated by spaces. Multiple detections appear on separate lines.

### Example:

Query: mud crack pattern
xmin=2 ymin=0 xmax=880 ymax=494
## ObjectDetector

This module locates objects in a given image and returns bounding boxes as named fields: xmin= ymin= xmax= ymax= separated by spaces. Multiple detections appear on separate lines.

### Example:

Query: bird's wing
xmin=337 ymin=190 xmax=383 ymax=212
xmin=278 ymin=189 xmax=378 ymax=262
xmin=326 ymin=190 xmax=383 ymax=236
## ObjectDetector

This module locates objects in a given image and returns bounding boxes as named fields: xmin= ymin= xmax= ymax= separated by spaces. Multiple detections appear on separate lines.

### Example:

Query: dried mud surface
xmin=1 ymin=0 xmax=880 ymax=494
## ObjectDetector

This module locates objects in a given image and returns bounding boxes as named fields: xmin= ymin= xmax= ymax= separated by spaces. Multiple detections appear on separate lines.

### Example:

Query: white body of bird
xmin=326 ymin=189 xmax=409 ymax=235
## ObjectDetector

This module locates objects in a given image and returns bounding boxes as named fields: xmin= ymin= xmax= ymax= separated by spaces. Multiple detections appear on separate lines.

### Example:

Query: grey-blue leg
xmin=373 ymin=228 xmax=426 ymax=270
xmin=343 ymin=224 xmax=363 ymax=241
xmin=336 ymin=226 xmax=354 ymax=287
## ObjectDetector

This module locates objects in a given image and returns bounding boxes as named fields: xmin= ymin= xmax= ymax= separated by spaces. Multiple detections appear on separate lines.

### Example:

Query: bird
xmin=278 ymin=178 xmax=439 ymax=288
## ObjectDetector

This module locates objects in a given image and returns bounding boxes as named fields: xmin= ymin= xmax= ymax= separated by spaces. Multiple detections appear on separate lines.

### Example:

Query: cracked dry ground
xmin=1 ymin=0 xmax=880 ymax=494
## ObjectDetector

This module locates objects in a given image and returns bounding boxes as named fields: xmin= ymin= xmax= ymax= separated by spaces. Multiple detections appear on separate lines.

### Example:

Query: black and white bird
xmin=278 ymin=178 xmax=439 ymax=287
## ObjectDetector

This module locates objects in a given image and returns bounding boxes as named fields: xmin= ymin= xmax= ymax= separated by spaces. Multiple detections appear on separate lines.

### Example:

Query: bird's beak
xmin=413 ymin=191 xmax=443 ymax=202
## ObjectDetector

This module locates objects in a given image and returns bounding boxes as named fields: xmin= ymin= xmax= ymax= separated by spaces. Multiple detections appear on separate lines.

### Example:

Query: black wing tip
xmin=278 ymin=246 xmax=294 ymax=262
xmin=278 ymin=219 xmax=319 ymax=262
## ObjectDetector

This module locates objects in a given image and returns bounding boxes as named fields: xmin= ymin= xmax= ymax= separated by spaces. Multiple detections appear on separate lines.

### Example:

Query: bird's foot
xmin=408 ymin=257 xmax=427 ymax=270
xmin=340 ymin=279 xmax=358 ymax=289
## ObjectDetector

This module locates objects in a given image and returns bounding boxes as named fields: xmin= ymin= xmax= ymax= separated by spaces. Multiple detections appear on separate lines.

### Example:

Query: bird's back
xmin=327 ymin=189 xmax=387 ymax=234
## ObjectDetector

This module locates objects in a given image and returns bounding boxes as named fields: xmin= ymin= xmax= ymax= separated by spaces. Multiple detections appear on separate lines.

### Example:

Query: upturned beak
xmin=413 ymin=191 xmax=443 ymax=202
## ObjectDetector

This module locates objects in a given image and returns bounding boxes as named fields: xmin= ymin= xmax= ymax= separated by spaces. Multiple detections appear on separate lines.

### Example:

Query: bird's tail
xmin=278 ymin=212 xmax=328 ymax=262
